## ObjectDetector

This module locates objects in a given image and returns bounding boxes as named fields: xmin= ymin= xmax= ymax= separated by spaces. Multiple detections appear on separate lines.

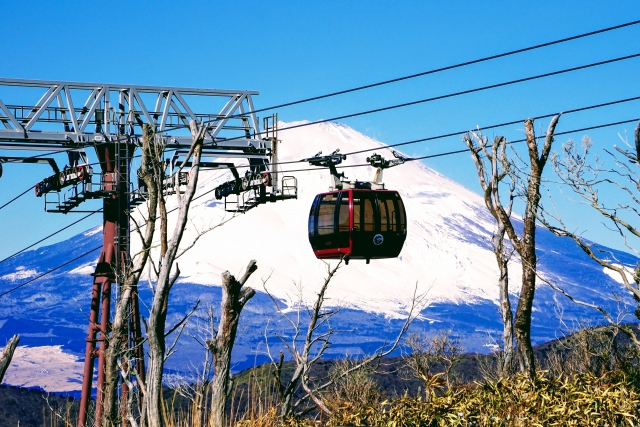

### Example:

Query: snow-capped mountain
xmin=0 ymin=121 xmax=636 ymax=392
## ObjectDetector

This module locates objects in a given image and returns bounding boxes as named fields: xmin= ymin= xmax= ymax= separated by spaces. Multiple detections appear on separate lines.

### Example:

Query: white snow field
xmin=123 ymin=120 xmax=520 ymax=318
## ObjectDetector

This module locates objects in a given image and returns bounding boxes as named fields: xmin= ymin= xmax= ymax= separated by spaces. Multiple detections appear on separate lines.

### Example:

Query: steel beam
xmin=0 ymin=78 xmax=262 ymax=151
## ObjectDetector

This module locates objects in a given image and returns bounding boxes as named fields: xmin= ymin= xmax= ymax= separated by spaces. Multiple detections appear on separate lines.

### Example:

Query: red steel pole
xmin=78 ymin=137 xmax=139 ymax=427
xmin=77 ymin=270 xmax=102 ymax=427
xmin=78 ymin=143 xmax=118 ymax=427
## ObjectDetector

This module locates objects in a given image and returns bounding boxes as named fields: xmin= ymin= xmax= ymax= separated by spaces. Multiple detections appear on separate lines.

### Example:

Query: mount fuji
xmin=0 ymin=121 xmax=636 ymax=393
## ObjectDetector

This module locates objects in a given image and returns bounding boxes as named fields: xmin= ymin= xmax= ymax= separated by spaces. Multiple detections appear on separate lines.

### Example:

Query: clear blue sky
xmin=1 ymin=1 xmax=639 ymax=260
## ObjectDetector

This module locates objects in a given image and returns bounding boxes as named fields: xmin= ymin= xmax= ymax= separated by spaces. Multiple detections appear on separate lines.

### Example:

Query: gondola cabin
xmin=308 ymin=189 xmax=407 ymax=262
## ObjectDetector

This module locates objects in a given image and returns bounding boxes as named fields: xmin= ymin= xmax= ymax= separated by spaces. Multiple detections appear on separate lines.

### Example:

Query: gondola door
xmin=351 ymin=190 xmax=406 ymax=260
xmin=351 ymin=190 xmax=377 ymax=259
xmin=308 ymin=191 xmax=351 ymax=258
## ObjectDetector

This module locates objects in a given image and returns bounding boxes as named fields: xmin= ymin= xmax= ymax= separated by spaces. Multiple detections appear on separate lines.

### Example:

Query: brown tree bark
xmin=465 ymin=116 xmax=560 ymax=378
xmin=102 ymin=126 xmax=161 ymax=427
xmin=206 ymin=260 xmax=257 ymax=427
xmin=0 ymin=334 xmax=19 ymax=383
xmin=145 ymin=120 xmax=207 ymax=427
xmin=464 ymin=133 xmax=515 ymax=375
xmin=500 ymin=116 xmax=559 ymax=377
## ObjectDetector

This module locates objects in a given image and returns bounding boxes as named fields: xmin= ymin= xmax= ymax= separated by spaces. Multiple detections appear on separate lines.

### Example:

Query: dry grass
xmin=325 ymin=371 xmax=640 ymax=427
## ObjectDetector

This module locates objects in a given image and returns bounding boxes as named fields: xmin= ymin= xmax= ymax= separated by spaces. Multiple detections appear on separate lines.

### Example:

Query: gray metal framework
xmin=0 ymin=77 xmax=267 ymax=150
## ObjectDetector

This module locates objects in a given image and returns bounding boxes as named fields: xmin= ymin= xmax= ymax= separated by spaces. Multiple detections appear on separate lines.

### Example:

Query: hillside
xmin=3 ymin=325 xmax=639 ymax=427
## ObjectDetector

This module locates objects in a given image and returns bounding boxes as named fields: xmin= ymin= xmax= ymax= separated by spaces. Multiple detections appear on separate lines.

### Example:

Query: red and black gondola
xmin=308 ymin=188 xmax=407 ymax=262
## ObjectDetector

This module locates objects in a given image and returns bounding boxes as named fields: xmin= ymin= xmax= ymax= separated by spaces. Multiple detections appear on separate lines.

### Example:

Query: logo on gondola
xmin=373 ymin=234 xmax=384 ymax=245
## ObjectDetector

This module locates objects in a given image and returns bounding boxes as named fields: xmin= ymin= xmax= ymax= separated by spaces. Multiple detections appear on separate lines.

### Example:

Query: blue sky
xmin=1 ymin=1 xmax=639 ymax=260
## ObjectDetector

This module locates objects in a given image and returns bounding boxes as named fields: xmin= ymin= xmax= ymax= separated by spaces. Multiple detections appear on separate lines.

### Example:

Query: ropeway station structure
xmin=0 ymin=78 xmax=297 ymax=426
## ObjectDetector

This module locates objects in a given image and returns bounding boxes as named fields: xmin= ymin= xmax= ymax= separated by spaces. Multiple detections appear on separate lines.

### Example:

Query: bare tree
xmin=464 ymin=116 xmax=561 ymax=377
xmin=538 ymin=120 xmax=640 ymax=347
xmin=144 ymin=120 xmax=208 ymax=427
xmin=101 ymin=125 xmax=162 ymax=427
xmin=205 ymin=260 xmax=257 ymax=427
xmin=464 ymin=131 xmax=516 ymax=375
xmin=403 ymin=329 xmax=464 ymax=400
xmin=0 ymin=334 xmax=19 ymax=383
xmin=99 ymin=120 xmax=240 ymax=426
xmin=263 ymin=260 xmax=426 ymax=418
xmin=166 ymin=309 xmax=216 ymax=427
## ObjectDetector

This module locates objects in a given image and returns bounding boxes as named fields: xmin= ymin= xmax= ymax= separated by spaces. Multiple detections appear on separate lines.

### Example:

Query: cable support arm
xmin=304 ymin=149 xmax=347 ymax=190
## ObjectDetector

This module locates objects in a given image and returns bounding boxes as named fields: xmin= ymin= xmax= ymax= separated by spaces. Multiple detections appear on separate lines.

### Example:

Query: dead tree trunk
xmin=464 ymin=133 xmax=515 ymax=375
xmin=206 ymin=260 xmax=257 ymax=427
xmin=102 ymin=126 xmax=161 ymax=427
xmin=0 ymin=334 xmax=19 ymax=383
xmin=145 ymin=120 xmax=207 ymax=427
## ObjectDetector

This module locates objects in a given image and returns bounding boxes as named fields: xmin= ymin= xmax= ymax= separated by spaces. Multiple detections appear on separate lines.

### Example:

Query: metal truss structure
xmin=0 ymin=77 xmax=261 ymax=145
xmin=0 ymin=78 xmax=297 ymax=427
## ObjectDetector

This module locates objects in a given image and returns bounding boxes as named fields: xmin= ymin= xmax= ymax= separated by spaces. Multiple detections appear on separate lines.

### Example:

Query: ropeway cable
xmin=0 ymin=245 xmax=102 ymax=298
xmin=4 ymin=52 xmax=640 ymax=171
xmin=162 ymin=19 xmax=640 ymax=128
xmin=200 ymin=94 xmax=640 ymax=171
xmin=0 ymin=185 xmax=35 ymax=211
xmin=0 ymin=209 xmax=102 ymax=265
xmin=257 ymin=117 xmax=640 ymax=175
xmin=4 ymin=116 xmax=638 ymax=297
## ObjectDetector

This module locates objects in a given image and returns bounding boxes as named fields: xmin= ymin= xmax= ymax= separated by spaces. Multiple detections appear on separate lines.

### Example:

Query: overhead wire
xmin=0 ymin=209 xmax=102 ymax=265
xmin=343 ymin=96 xmax=640 ymax=156
xmin=162 ymin=18 xmax=640 ymax=127
xmin=211 ymin=52 xmax=640 ymax=141
xmin=0 ymin=185 xmax=35 ymax=211
xmin=251 ymin=117 xmax=640 ymax=175
xmin=4 ymin=51 xmax=640 ymax=172
xmin=200 ymin=94 xmax=640 ymax=172
xmin=410 ymin=117 xmax=640 ymax=161
xmin=0 ymin=245 xmax=102 ymax=298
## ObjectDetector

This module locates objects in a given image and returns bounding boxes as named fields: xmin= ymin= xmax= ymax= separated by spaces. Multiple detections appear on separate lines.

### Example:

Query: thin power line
xmin=209 ymin=94 xmax=640 ymax=172
xmin=252 ymin=20 xmax=640 ymax=114
xmin=259 ymin=52 xmax=640 ymax=139
xmin=260 ymin=117 xmax=640 ymax=174
xmin=162 ymin=51 xmax=640 ymax=140
xmin=163 ymin=19 xmax=640 ymax=124
xmin=0 ymin=246 xmax=101 ymax=298
xmin=344 ymin=96 xmax=640 ymax=156
xmin=0 ymin=185 xmax=34 ymax=211
xmin=0 ymin=209 xmax=102 ymax=265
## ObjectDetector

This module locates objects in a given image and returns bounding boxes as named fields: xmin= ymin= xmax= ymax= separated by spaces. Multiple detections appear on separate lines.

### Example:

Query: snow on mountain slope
xmin=3 ymin=345 xmax=84 ymax=392
xmin=118 ymin=121 xmax=521 ymax=318
xmin=1 ymin=120 xmax=637 ymax=392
